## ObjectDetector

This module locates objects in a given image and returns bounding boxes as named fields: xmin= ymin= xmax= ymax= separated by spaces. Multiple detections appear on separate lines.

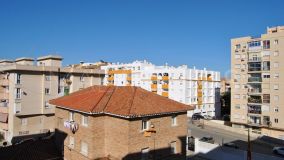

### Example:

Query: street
xmin=188 ymin=122 xmax=284 ymax=158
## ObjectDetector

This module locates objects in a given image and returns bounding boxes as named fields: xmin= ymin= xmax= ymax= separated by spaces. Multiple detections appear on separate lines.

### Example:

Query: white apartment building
xmin=101 ymin=60 xmax=221 ymax=117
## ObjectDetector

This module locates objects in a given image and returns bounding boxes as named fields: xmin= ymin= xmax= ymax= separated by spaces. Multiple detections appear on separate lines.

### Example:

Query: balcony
xmin=248 ymin=57 xmax=262 ymax=62
xmin=162 ymin=92 xmax=168 ymax=97
xmin=126 ymin=76 xmax=132 ymax=81
xmin=248 ymin=105 xmax=261 ymax=114
xmin=151 ymin=84 xmax=157 ymax=91
xmin=162 ymin=84 xmax=168 ymax=90
xmin=248 ymin=77 xmax=262 ymax=83
xmin=248 ymin=67 xmax=261 ymax=72
xmin=162 ymin=76 xmax=169 ymax=81
xmin=248 ymin=97 xmax=262 ymax=104
xmin=151 ymin=76 xmax=157 ymax=81
xmin=248 ymin=115 xmax=261 ymax=126
xmin=248 ymin=88 xmax=262 ymax=94
xmin=107 ymin=76 xmax=114 ymax=81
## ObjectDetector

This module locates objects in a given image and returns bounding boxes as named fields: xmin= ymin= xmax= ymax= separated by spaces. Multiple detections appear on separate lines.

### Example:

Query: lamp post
xmin=247 ymin=127 xmax=252 ymax=160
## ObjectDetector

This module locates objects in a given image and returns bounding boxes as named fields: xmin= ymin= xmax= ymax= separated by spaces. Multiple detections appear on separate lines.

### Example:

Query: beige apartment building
xmin=231 ymin=26 xmax=284 ymax=139
xmin=50 ymin=86 xmax=192 ymax=160
xmin=0 ymin=55 xmax=104 ymax=143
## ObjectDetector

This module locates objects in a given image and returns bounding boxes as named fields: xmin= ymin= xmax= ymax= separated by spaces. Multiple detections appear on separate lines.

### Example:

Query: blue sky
xmin=0 ymin=0 xmax=284 ymax=76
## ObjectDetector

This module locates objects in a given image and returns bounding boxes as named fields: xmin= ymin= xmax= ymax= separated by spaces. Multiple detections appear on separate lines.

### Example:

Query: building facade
xmin=231 ymin=26 xmax=284 ymax=139
xmin=50 ymin=86 xmax=192 ymax=160
xmin=101 ymin=61 xmax=221 ymax=118
xmin=0 ymin=55 xmax=104 ymax=143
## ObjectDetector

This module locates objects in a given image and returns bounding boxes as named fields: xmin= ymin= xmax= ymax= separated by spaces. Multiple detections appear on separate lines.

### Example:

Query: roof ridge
xmin=128 ymin=86 xmax=137 ymax=115
xmin=90 ymin=86 xmax=111 ymax=112
xmin=102 ymin=86 xmax=117 ymax=112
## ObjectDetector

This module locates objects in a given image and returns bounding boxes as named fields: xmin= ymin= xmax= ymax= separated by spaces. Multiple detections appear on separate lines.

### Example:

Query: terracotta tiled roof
xmin=50 ymin=86 xmax=193 ymax=118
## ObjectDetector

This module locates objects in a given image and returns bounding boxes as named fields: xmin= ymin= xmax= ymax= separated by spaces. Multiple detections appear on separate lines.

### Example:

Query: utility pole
xmin=247 ymin=127 xmax=252 ymax=160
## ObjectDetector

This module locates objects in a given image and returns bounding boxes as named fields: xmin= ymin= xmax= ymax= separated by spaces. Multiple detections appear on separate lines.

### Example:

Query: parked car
xmin=192 ymin=113 xmax=204 ymax=120
xmin=204 ymin=115 xmax=213 ymax=120
xmin=199 ymin=136 xmax=214 ymax=144
xmin=273 ymin=147 xmax=284 ymax=156
xmin=224 ymin=142 xmax=239 ymax=149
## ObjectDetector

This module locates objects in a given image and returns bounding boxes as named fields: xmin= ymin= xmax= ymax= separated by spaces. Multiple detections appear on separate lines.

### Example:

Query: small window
xmin=274 ymin=84 xmax=279 ymax=90
xmin=263 ymin=40 xmax=270 ymax=49
xmin=45 ymin=101 xmax=50 ymax=109
xmin=235 ymin=105 xmax=240 ymax=109
xmin=21 ymin=118 xmax=27 ymax=126
xmin=16 ymin=73 xmax=21 ymax=84
xmin=45 ymin=75 xmax=51 ymax=81
xmin=80 ymin=141 xmax=88 ymax=156
xmin=235 ymin=44 xmax=241 ymax=49
xmin=141 ymin=148 xmax=149 ymax=160
xmin=274 ymin=39 xmax=278 ymax=45
xmin=80 ymin=76 xmax=84 ymax=82
xmin=274 ymin=73 xmax=279 ymax=79
xmin=274 ymin=62 xmax=279 ymax=68
xmin=142 ymin=119 xmax=149 ymax=131
xmin=274 ymin=95 xmax=279 ymax=101
xmin=275 ymin=118 xmax=279 ymax=123
xmin=274 ymin=107 xmax=279 ymax=112
xmin=82 ymin=115 xmax=88 ymax=127
xmin=170 ymin=141 xmax=177 ymax=154
xmin=234 ymin=94 xmax=240 ymax=99
xmin=16 ymin=88 xmax=21 ymax=99
xmin=172 ymin=115 xmax=177 ymax=126
xmin=274 ymin=51 xmax=279 ymax=56
xmin=69 ymin=112 xmax=74 ymax=121
xmin=45 ymin=88 xmax=50 ymax=95
xmin=69 ymin=136 xmax=74 ymax=148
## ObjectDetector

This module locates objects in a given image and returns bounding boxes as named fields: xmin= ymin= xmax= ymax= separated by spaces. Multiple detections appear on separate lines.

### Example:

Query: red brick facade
xmin=55 ymin=108 xmax=188 ymax=160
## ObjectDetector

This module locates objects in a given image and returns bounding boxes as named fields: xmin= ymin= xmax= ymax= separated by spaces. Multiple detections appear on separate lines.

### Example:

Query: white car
xmin=273 ymin=147 xmax=284 ymax=156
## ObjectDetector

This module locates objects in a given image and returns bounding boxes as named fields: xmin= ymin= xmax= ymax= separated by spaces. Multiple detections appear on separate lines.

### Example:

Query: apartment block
xmin=0 ymin=55 xmax=104 ymax=143
xmin=101 ymin=61 xmax=221 ymax=118
xmin=231 ymin=26 xmax=284 ymax=139
xmin=50 ymin=86 xmax=192 ymax=160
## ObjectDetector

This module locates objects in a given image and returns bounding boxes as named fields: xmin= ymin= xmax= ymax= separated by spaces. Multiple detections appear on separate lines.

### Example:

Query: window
xmin=15 ymin=88 xmax=21 ymax=99
xmin=234 ymin=84 xmax=240 ymax=89
xmin=263 ymin=74 xmax=270 ymax=78
xmin=234 ymin=94 xmax=240 ymax=99
xmin=275 ymin=118 xmax=279 ymax=123
xmin=45 ymin=75 xmax=51 ymax=81
xmin=235 ymin=104 xmax=240 ymax=109
xmin=235 ymin=54 xmax=240 ymax=59
xmin=80 ymin=76 xmax=84 ymax=82
xmin=274 ymin=51 xmax=279 ymax=56
xmin=141 ymin=148 xmax=149 ymax=160
xmin=235 ymin=64 xmax=241 ymax=69
xmin=170 ymin=141 xmax=177 ymax=154
xmin=248 ymin=41 xmax=261 ymax=47
xmin=142 ymin=119 xmax=149 ymax=130
xmin=274 ymin=95 xmax=279 ymax=101
xmin=69 ymin=112 xmax=74 ymax=121
xmin=16 ymin=73 xmax=21 ymax=84
xmin=274 ymin=39 xmax=278 ymax=45
xmin=274 ymin=84 xmax=279 ymax=90
xmin=45 ymin=88 xmax=50 ymax=95
xmin=242 ymin=94 xmax=246 ymax=99
xmin=69 ymin=136 xmax=74 ymax=148
xmin=235 ymin=44 xmax=241 ymax=49
xmin=274 ymin=107 xmax=279 ymax=112
xmin=235 ymin=74 xmax=240 ymax=79
xmin=80 ymin=141 xmax=88 ymax=156
xmin=263 ymin=40 xmax=270 ymax=49
xmin=44 ymin=101 xmax=50 ymax=109
xmin=82 ymin=115 xmax=88 ymax=127
xmin=172 ymin=115 xmax=177 ymax=126
xmin=21 ymin=118 xmax=27 ymax=126
xmin=274 ymin=62 xmax=279 ymax=68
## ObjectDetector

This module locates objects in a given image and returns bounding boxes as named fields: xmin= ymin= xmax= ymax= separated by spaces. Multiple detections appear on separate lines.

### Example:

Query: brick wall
xmin=55 ymin=108 xmax=188 ymax=160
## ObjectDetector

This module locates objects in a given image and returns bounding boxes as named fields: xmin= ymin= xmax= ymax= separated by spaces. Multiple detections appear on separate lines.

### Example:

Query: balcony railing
xmin=248 ymin=67 xmax=261 ymax=72
xmin=248 ymin=88 xmax=262 ymax=94
xmin=248 ymin=77 xmax=262 ymax=82
xmin=248 ymin=109 xmax=261 ymax=114
xmin=248 ymin=57 xmax=262 ymax=62
xmin=248 ymin=97 xmax=262 ymax=103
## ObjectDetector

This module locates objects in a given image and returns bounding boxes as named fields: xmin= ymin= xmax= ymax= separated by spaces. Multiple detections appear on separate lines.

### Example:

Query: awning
xmin=0 ymin=113 xmax=8 ymax=123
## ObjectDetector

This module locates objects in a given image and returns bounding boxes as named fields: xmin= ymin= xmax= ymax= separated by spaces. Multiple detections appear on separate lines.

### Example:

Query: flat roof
xmin=15 ymin=57 xmax=34 ymax=62
xmin=37 ymin=55 xmax=63 ymax=61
